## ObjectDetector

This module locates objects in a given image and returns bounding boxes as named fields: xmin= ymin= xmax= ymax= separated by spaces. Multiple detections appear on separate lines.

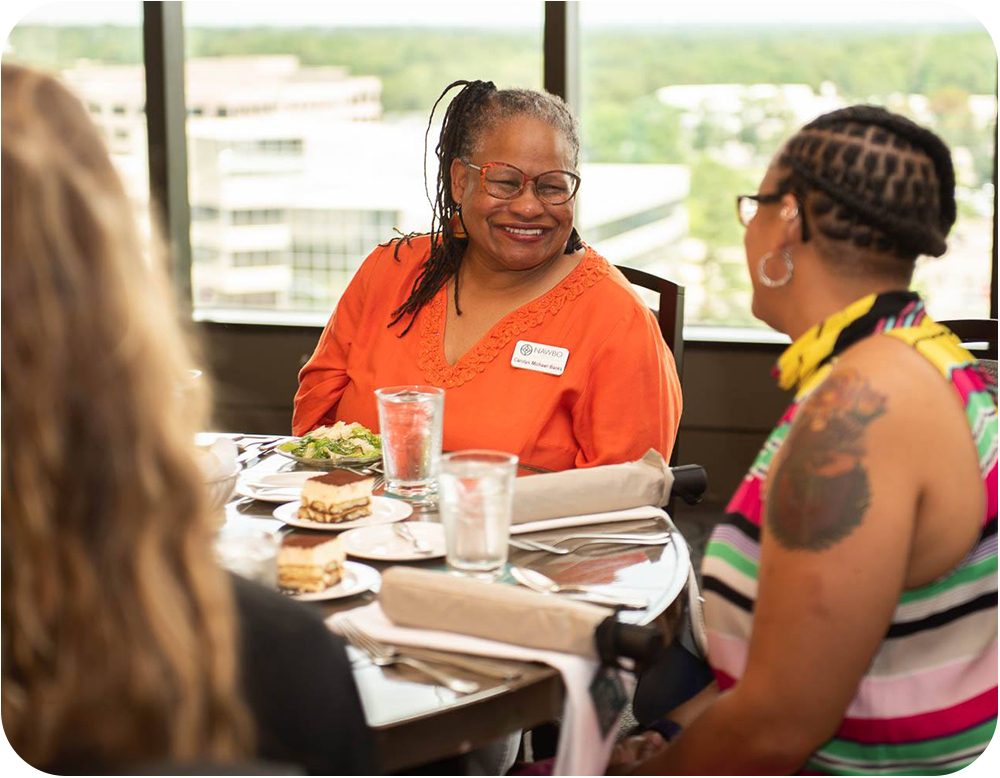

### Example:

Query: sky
xmin=3 ymin=0 xmax=995 ymax=30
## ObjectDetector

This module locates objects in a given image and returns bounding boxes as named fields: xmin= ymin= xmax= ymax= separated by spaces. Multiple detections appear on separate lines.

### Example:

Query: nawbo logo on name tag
xmin=510 ymin=340 xmax=569 ymax=376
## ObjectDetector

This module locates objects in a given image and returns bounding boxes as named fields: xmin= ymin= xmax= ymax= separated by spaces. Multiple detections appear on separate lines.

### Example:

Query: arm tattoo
xmin=767 ymin=369 xmax=888 ymax=551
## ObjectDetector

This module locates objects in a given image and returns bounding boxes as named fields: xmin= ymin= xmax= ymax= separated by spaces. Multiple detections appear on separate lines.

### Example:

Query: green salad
xmin=280 ymin=421 xmax=382 ymax=460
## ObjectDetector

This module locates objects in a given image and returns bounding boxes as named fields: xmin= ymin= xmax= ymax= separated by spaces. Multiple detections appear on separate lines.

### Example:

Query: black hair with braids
xmin=774 ymin=104 xmax=956 ymax=278
xmin=386 ymin=79 xmax=583 ymax=335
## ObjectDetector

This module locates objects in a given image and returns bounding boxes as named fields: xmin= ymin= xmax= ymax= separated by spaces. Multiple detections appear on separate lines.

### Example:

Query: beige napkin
xmin=512 ymin=448 xmax=672 ymax=524
xmin=511 ymin=506 xmax=672 ymax=535
xmin=331 ymin=602 xmax=623 ymax=776
xmin=380 ymin=567 xmax=612 ymax=659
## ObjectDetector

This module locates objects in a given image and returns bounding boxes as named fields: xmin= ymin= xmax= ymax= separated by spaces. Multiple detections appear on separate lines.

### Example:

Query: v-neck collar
xmin=416 ymin=247 xmax=609 ymax=389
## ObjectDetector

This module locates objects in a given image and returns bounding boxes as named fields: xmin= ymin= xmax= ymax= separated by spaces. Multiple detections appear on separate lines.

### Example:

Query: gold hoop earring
xmin=758 ymin=247 xmax=793 ymax=288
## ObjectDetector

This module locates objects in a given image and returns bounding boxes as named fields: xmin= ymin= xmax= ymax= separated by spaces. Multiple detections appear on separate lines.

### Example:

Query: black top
xmin=233 ymin=575 xmax=376 ymax=775
xmin=38 ymin=577 xmax=376 ymax=775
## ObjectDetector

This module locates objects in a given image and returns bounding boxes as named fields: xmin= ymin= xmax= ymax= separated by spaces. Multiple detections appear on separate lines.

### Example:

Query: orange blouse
xmin=293 ymin=236 xmax=682 ymax=471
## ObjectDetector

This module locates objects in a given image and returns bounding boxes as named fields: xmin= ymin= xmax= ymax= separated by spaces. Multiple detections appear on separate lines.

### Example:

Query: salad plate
xmin=276 ymin=421 xmax=382 ymax=469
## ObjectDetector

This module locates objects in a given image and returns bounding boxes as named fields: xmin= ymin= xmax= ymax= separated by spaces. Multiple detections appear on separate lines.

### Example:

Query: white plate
xmin=339 ymin=521 xmax=446 ymax=561
xmin=287 ymin=561 xmax=380 ymax=602
xmin=236 ymin=471 xmax=316 ymax=504
xmin=273 ymin=495 xmax=412 ymax=531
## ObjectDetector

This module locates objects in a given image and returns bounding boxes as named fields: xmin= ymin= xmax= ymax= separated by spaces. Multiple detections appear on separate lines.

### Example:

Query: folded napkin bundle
xmin=511 ymin=449 xmax=672 ymax=524
xmin=380 ymin=566 xmax=613 ymax=659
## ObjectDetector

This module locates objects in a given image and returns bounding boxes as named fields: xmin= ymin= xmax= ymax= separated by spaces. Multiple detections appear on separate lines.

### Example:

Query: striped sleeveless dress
xmin=703 ymin=291 xmax=998 ymax=774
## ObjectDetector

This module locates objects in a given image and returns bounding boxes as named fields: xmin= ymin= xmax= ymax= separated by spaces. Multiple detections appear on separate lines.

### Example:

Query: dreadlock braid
xmin=775 ymin=104 xmax=956 ymax=275
xmin=387 ymin=80 xmax=582 ymax=335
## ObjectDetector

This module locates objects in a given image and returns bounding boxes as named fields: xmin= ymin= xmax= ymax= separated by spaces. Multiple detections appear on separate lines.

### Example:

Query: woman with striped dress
xmin=628 ymin=106 xmax=997 ymax=774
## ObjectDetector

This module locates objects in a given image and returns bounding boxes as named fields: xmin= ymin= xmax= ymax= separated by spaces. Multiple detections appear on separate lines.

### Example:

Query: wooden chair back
xmin=614 ymin=265 xmax=685 ymax=381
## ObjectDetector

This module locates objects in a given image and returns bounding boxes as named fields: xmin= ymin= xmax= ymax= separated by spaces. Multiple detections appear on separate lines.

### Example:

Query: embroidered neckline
xmin=774 ymin=291 xmax=923 ymax=392
xmin=417 ymin=247 xmax=610 ymax=388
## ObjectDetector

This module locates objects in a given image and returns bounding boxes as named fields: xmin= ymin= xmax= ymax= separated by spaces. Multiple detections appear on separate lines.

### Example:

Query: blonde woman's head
xmin=1 ymin=62 xmax=251 ymax=769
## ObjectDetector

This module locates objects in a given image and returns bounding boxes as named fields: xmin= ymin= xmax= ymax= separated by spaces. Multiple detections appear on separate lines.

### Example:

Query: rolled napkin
xmin=380 ymin=566 xmax=612 ymax=659
xmin=512 ymin=448 xmax=673 ymax=524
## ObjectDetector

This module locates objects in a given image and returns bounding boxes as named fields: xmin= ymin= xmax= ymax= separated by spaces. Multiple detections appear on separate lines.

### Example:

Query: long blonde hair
xmin=1 ymin=63 xmax=252 ymax=768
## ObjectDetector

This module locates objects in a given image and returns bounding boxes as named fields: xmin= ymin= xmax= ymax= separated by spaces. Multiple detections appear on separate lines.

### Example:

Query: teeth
xmin=502 ymin=227 xmax=543 ymax=236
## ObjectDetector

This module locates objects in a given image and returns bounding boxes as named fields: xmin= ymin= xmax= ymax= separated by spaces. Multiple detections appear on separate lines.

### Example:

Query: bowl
xmin=205 ymin=466 xmax=241 ymax=513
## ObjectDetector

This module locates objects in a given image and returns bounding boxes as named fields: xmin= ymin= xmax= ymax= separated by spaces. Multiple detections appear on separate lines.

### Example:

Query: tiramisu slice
xmin=297 ymin=470 xmax=375 ymax=524
xmin=278 ymin=533 xmax=345 ymax=593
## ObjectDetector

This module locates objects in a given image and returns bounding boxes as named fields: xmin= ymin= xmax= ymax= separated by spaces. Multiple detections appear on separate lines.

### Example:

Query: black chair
xmin=940 ymin=318 xmax=998 ymax=382
xmin=615 ymin=265 xmax=685 ymax=382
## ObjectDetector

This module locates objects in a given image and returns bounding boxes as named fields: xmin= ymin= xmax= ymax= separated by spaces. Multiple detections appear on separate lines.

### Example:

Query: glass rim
xmin=374 ymin=384 xmax=445 ymax=397
xmin=441 ymin=449 xmax=519 ymax=465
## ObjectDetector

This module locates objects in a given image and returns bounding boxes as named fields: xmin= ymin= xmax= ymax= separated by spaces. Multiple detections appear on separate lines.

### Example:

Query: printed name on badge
xmin=510 ymin=340 xmax=569 ymax=376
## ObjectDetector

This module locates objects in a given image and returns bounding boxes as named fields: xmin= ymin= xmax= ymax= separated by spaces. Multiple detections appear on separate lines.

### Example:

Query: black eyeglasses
xmin=464 ymin=161 xmax=581 ymax=205
xmin=736 ymin=192 xmax=810 ymax=240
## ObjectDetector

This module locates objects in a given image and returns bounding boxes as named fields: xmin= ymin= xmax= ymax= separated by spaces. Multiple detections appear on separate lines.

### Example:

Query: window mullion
xmin=143 ymin=0 xmax=193 ymax=315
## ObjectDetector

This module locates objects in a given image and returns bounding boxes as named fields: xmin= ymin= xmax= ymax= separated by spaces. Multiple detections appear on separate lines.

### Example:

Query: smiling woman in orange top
xmin=293 ymin=80 xmax=681 ymax=471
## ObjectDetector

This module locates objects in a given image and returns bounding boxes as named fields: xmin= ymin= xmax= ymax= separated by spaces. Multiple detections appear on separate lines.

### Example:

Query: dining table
xmin=218 ymin=437 xmax=692 ymax=773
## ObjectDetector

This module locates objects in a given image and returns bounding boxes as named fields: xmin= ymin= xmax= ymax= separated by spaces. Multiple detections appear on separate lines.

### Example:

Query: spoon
xmin=509 ymin=567 xmax=649 ymax=610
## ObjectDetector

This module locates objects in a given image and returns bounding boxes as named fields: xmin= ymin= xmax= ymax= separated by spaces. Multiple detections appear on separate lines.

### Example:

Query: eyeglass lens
xmin=738 ymin=196 xmax=758 ymax=226
xmin=482 ymin=164 xmax=577 ymax=205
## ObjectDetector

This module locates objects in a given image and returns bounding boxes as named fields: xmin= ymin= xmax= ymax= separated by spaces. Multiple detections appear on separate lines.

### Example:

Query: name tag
xmin=510 ymin=340 xmax=569 ymax=376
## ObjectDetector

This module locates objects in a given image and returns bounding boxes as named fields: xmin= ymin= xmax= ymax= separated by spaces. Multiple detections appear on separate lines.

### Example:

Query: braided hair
xmin=387 ymin=80 xmax=583 ymax=335
xmin=775 ymin=104 xmax=956 ymax=279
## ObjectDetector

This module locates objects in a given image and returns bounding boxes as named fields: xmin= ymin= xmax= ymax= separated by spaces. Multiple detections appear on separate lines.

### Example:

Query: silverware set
xmin=508 ymin=530 xmax=672 ymax=555
xmin=236 ymin=437 xmax=289 ymax=466
xmin=509 ymin=566 xmax=650 ymax=610
xmin=337 ymin=618 xmax=487 ymax=694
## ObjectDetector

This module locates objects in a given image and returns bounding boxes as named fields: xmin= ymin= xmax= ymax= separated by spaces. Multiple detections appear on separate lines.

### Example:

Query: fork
xmin=393 ymin=522 xmax=432 ymax=554
xmin=510 ymin=534 xmax=673 ymax=555
xmin=509 ymin=537 xmax=570 ymax=555
xmin=338 ymin=619 xmax=480 ymax=694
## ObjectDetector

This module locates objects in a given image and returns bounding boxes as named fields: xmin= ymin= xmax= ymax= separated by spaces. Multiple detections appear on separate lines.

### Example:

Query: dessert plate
xmin=235 ymin=471 xmax=315 ymax=503
xmin=273 ymin=496 xmax=412 ymax=531
xmin=339 ymin=522 xmax=446 ymax=561
xmin=288 ymin=561 xmax=380 ymax=602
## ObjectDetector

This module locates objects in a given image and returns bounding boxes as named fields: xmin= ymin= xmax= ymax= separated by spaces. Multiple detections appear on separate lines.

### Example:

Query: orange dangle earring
xmin=450 ymin=209 xmax=468 ymax=239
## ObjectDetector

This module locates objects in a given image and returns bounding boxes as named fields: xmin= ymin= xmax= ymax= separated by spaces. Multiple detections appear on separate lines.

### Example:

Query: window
xmin=190 ymin=205 xmax=220 ymax=221
xmin=182 ymin=1 xmax=543 ymax=322
xmin=580 ymin=2 xmax=996 ymax=332
xmin=5 ymin=2 xmax=150 ymax=244
xmin=6 ymin=2 xmax=992 ymax=333
xmin=231 ymin=208 xmax=285 ymax=226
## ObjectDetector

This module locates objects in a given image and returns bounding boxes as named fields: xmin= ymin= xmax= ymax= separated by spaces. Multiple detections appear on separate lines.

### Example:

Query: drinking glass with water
xmin=374 ymin=385 xmax=445 ymax=505
xmin=439 ymin=450 xmax=518 ymax=579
